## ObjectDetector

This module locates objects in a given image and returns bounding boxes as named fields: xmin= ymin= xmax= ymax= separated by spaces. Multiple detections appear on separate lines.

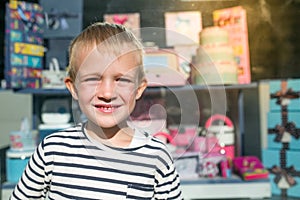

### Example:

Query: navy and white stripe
xmin=10 ymin=123 xmax=183 ymax=200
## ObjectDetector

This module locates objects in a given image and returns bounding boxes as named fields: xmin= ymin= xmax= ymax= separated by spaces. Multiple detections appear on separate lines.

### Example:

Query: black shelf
xmin=148 ymin=82 xmax=257 ymax=91
xmin=13 ymin=88 xmax=70 ymax=95
xmin=12 ymin=83 xmax=258 ymax=95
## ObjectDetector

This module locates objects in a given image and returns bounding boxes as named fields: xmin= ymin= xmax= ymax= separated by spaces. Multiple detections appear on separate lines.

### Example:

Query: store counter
xmin=2 ymin=176 xmax=271 ymax=200
xmin=181 ymin=175 xmax=271 ymax=199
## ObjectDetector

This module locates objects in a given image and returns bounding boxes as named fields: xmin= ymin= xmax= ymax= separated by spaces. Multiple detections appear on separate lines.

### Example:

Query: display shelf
xmin=12 ymin=83 xmax=258 ymax=95
xmin=1 ymin=177 xmax=271 ymax=200
xmin=181 ymin=175 xmax=271 ymax=199
xmin=9 ymin=82 xmax=266 ymax=199
xmin=169 ymin=82 xmax=258 ymax=91
xmin=13 ymin=88 xmax=70 ymax=95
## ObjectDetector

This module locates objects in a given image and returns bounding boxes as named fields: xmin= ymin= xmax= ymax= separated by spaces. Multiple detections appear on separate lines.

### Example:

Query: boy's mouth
xmin=94 ymin=104 xmax=120 ymax=113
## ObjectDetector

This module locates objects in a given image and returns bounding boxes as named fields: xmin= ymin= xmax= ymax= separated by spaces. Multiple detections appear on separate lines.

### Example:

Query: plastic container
xmin=6 ymin=149 xmax=34 ymax=183
xmin=41 ymin=98 xmax=71 ymax=124
xmin=10 ymin=130 xmax=36 ymax=151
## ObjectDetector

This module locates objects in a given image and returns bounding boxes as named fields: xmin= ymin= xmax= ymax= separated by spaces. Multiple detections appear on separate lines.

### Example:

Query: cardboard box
xmin=269 ymin=79 xmax=300 ymax=112
xmin=262 ymin=148 xmax=280 ymax=168
xmin=267 ymin=111 xmax=300 ymax=150
xmin=262 ymin=148 xmax=300 ymax=198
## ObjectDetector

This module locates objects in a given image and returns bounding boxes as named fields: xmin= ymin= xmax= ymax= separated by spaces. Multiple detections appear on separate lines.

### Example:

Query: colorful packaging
xmin=4 ymin=1 xmax=44 ymax=88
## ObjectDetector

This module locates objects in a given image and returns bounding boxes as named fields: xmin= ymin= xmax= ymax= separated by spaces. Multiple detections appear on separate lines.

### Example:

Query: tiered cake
xmin=192 ymin=26 xmax=238 ymax=85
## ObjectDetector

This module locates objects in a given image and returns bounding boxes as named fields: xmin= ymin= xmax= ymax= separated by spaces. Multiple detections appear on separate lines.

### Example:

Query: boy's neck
xmin=85 ymin=121 xmax=134 ymax=148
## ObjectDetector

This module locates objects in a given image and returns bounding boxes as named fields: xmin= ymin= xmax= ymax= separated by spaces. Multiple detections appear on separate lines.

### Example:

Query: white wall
xmin=0 ymin=90 xmax=32 ymax=148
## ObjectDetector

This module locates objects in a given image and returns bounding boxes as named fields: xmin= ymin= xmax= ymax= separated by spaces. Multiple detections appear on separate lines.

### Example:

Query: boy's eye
xmin=84 ymin=77 xmax=100 ymax=82
xmin=117 ymin=77 xmax=133 ymax=83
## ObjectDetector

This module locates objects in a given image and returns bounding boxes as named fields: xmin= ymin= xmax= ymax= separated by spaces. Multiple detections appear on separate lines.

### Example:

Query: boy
xmin=11 ymin=22 xmax=183 ymax=199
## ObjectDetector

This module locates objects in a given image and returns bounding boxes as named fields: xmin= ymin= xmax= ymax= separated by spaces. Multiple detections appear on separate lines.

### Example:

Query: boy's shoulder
xmin=139 ymin=131 xmax=174 ymax=157
xmin=42 ymin=123 xmax=83 ymax=141
xmin=148 ymin=135 xmax=168 ymax=148
xmin=134 ymin=129 xmax=167 ymax=148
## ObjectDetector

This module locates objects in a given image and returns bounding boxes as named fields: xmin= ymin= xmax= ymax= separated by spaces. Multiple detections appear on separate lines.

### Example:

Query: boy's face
xmin=66 ymin=48 xmax=147 ymax=129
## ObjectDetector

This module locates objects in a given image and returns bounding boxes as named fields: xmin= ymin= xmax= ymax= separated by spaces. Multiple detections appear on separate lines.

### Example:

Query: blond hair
xmin=67 ymin=22 xmax=145 ymax=82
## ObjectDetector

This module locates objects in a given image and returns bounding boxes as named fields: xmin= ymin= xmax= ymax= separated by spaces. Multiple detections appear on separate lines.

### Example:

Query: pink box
xmin=104 ymin=13 xmax=141 ymax=39
xmin=233 ymin=156 xmax=269 ymax=181
xmin=213 ymin=6 xmax=251 ymax=84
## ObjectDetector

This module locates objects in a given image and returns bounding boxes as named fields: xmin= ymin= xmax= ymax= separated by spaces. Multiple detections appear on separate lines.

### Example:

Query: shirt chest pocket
xmin=126 ymin=184 xmax=154 ymax=200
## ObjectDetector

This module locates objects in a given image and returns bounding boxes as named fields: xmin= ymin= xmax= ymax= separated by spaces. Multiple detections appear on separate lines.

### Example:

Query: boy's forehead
xmin=77 ymin=48 xmax=141 ymax=74
xmin=77 ymin=43 xmax=141 ymax=64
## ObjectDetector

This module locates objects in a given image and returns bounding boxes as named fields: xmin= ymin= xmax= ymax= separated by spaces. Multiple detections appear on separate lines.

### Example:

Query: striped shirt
xmin=10 ymin=123 xmax=183 ymax=200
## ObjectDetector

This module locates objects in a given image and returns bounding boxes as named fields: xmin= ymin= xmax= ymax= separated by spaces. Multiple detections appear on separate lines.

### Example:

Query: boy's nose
xmin=96 ymin=80 xmax=116 ymax=100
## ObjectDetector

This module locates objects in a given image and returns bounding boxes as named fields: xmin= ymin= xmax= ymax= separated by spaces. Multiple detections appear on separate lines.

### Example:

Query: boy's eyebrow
xmin=115 ymin=71 xmax=136 ymax=79
xmin=77 ymin=71 xmax=102 ymax=79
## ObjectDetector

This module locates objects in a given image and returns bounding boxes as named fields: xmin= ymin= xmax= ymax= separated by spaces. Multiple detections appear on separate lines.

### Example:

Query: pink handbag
xmin=194 ymin=114 xmax=235 ymax=159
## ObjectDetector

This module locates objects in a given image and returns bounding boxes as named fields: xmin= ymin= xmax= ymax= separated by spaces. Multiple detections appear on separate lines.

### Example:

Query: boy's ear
xmin=136 ymin=79 xmax=147 ymax=100
xmin=65 ymin=77 xmax=78 ymax=100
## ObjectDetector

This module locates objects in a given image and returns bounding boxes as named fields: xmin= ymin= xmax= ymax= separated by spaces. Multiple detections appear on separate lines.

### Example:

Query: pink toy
xmin=200 ymin=160 xmax=219 ymax=178
xmin=205 ymin=114 xmax=234 ymax=128
xmin=220 ymin=159 xmax=232 ymax=178
xmin=205 ymin=114 xmax=235 ymax=159
xmin=168 ymin=126 xmax=197 ymax=149
xmin=233 ymin=156 xmax=269 ymax=181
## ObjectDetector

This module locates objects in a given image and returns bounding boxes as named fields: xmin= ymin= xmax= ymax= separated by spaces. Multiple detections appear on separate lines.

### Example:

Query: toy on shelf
xmin=204 ymin=114 xmax=235 ymax=160
xmin=233 ymin=156 xmax=269 ymax=181
xmin=168 ymin=125 xmax=198 ymax=153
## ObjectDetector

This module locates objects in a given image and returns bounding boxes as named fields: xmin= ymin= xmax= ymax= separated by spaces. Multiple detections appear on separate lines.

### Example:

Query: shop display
xmin=164 ymin=11 xmax=202 ymax=46
xmin=9 ymin=117 xmax=35 ymax=151
xmin=142 ymin=49 xmax=187 ymax=86
xmin=172 ymin=152 xmax=200 ymax=179
xmin=4 ymin=1 xmax=44 ymax=89
xmin=269 ymin=79 xmax=300 ymax=112
xmin=213 ymin=6 xmax=251 ymax=84
xmin=173 ymin=44 xmax=199 ymax=79
xmin=6 ymin=117 xmax=35 ymax=183
xmin=205 ymin=114 xmax=235 ymax=160
xmin=6 ymin=150 xmax=34 ymax=183
xmin=263 ymin=78 xmax=300 ymax=198
xmin=159 ymin=115 xmax=236 ymax=179
xmin=41 ymin=57 xmax=66 ymax=89
xmin=43 ymin=38 xmax=71 ymax=73
xmin=1 ymin=2 xmax=273 ymax=199
xmin=40 ymin=0 xmax=83 ymax=38
xmin=104 ymin=13 xmax=141 ymax=39
xmin=156 ymin=124 xmax=228 ymax=179
xmin=195 ymin=115 xmax=235 ymax=178
xmin=192 ymin=26 xmax=238 ymax=85
xmin=168 ymin=125 xmax=198 ymax=153
xmin=199 ymin=26 xmax=228 ymax=45
xmin=233 ymin=156 xmax=269 ymax=181
xmin=198 ymin=154 xmax=226 ymax=178
xmin=38 ymin=98 xmax=72 ymax=142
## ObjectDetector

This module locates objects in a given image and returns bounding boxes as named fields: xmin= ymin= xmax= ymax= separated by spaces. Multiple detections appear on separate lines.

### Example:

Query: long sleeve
xmin=10 ymin=140 xmax=52 ymax=200
xmin=154 ymin=155 xmax=183 ymax=199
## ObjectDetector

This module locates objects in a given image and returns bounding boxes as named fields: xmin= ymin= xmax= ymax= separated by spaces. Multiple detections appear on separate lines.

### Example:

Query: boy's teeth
xmin=103 ymin=106 xmax=112 ymax=110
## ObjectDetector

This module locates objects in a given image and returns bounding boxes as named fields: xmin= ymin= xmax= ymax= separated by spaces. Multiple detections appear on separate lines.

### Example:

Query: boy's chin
xmin=94 ymin=120 xmax=129 ymax=129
